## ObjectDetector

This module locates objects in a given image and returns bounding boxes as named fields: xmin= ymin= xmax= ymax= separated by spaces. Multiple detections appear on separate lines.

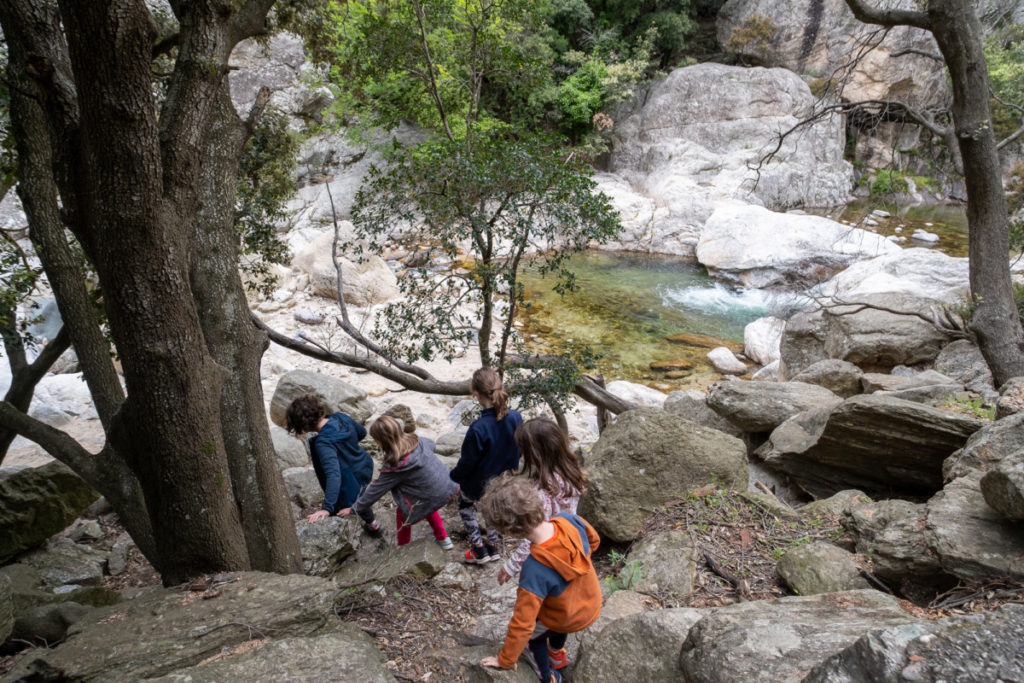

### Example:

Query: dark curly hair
xmin=478 ymin=472 xmax=545 ymax=537
xmin=285 ymin=394 xmax=327 ymax=435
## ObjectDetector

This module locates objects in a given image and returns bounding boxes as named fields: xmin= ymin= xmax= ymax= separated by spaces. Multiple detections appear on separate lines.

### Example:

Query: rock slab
xmin=579 ymin=408 xmax=748 ymax=542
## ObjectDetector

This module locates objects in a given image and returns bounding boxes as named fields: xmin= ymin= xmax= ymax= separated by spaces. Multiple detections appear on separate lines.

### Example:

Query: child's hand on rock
xmin=306 ymin=510 xmax=329 ymax=523
xmin=481 ymin=656 xmax=514 ymax=670
xmin=496 ymin=567 xmax=511 ymax=585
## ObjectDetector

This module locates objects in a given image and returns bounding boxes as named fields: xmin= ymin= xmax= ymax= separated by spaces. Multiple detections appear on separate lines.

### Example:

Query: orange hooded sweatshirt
xmin=497 ymin=513 xmax=602 ymax=669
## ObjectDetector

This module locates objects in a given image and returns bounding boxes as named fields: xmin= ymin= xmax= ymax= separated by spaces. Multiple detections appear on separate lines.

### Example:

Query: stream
xmin=519 ymin=202 xmax=968 ymax=390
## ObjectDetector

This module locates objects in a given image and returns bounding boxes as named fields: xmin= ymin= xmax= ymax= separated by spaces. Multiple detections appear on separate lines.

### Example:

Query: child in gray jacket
xmin=342 ymin=416 xmax=459 ymax=548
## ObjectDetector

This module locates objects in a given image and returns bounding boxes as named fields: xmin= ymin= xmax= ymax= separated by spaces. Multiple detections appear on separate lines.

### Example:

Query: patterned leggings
xmin=458 ymin=493 xmax=500 ymax=547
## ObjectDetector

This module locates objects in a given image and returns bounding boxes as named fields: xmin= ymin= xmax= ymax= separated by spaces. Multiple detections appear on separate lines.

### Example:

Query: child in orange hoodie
xmin=478 ymin=473 xmax=602 ymax=682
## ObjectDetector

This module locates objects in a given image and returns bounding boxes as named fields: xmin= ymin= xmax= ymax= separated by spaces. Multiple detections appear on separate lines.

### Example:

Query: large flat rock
xmin=679 ymin=590 xmax=916 ymax=682
xmin=760 ymin=394 xmax=981 ymax=497
xmin=5 ymin=572 xmax=340 ymax=681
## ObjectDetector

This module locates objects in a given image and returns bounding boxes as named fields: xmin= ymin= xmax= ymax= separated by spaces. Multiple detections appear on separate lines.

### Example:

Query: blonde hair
xmin=479 ymin=472 xmax=545 ymax=536
xmin=369 ymin=416 xmax=420 ymax=467
xmin=471 ymin=366 xmax=510 ymax=421
xmin=515 ymin=418 xmax=588 ymax=497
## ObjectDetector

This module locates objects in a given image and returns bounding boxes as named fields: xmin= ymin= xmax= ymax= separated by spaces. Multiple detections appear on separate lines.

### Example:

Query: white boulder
xmin=696 ymin=204 xmax=898 ymax=287
xmin=814 ymin=248 xmax=969 ymax=304
xmin=707 ymin=347 xmax=748 ymax=375
xmin=606 ymin=381 xmax=668 ymax=408
xmin=744 ymin=316 xmax=786 ymax=366
xmin=598 ymin=63 xmax=852 ymax=256
xmin=291 ymin=232 xmax=399 ymax=307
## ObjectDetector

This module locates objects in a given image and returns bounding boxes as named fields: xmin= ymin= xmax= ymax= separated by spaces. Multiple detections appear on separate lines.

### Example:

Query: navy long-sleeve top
xmin=450 ymin=407 xmax=523 ymax=500
xmin=308 ymin=412 xmax=375 ymax=514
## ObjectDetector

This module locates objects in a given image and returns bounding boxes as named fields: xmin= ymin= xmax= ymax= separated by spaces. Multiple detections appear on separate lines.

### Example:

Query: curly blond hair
xmin=478 ymin=472 xmax=545 ymax=537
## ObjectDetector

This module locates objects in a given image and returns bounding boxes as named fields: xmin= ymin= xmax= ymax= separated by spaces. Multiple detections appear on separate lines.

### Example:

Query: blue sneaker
xmin=436 ymin=536 xmax=454 ymax=550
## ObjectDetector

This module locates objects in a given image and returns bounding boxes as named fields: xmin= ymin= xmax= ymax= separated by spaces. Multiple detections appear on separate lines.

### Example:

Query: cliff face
xmin=597 ymin=63 xmax=852 ymax=256
xmin=716 ymin=0 xmax=948 ymax=109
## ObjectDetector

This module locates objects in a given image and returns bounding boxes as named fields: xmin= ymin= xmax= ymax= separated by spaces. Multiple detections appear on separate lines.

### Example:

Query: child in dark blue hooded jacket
xmin=286 ymin=394 xmax=380 ymax=533
xmin=451 ymin=367 xmax=522 ymax=563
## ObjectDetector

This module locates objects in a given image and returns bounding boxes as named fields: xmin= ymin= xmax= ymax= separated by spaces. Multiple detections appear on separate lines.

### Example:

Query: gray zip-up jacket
xmin=352 ymin=437 xmax=459 ymax=525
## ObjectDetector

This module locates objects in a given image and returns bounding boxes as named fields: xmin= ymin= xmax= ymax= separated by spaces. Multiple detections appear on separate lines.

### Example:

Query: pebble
xmin=911 ymin=229 xmax=940 ymax=243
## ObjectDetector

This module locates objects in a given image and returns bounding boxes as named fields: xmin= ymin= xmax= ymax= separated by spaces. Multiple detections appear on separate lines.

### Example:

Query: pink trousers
xmin=396 ymin=508 xmax=448 ymax=546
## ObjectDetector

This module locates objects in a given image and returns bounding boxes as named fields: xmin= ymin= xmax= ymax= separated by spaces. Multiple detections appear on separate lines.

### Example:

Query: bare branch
xmin=252 ymin=311 xmax=465 ymax=394
xmin=816 ymin=295 xmax=972 ymax=340
xmin=253 ymin=312 xmax=639 ymax=414
xmin=843 ymin=0 xmax=931 ymax=31
xmin=243 ymin=86 xmax=272 ymax=140
xmin=325 ymin=184 xmax=433 ymax=381
xmin=413 ymin=1 xmax=454 ymax=142
xmin=0 ymin=400 xmax=100 ymax=479
xmin=891 ymin=47 xmax=943 ymax=61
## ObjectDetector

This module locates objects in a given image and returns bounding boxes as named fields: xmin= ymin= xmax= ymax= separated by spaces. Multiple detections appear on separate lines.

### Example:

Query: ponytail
xmin=471 ymin=366 xmax=509 ymax=421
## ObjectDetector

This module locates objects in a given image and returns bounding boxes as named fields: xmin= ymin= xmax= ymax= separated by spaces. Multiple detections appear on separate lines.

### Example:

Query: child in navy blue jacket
xmin=450 ymin=367 xmax=523 ymax=563
xmin=286 ymin=394 xmax=381 ymax=535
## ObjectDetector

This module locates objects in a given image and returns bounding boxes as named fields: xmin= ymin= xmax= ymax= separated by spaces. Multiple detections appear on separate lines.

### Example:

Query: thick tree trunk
xmin=0 ymin=0 xmax=289 ymax=584
xmin=193 ymin=88 xmax=301 ymax=574
xmin=0 ymin=0 xmax=158 ymax=561
xmin=927 ymin=0 xmax=1024 ymax=386
xmin=58 ymin=2 xmax=253 ymax=583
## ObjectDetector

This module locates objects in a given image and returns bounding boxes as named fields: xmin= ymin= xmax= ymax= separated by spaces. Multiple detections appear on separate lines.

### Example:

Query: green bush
xmin=910 ymin=174 xmax=937 ymax=192
xmin=870 ymin=169 xmax=909 ymax=196
xmin=556 ymin=60 xmax=608 ymax=136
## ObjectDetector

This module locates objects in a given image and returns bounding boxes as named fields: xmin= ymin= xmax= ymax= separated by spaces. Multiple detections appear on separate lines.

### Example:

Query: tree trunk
xmin=0 ymin=0 xmax=291 ymax=585
xmin=927 ymin=0 xmax=1024 ymax=386
xmin=192 ymin=87 xmax=301 ymax=574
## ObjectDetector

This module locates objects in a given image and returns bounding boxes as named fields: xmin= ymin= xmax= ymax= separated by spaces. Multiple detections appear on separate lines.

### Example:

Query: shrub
xmin=870 ymin=169 xmax=909 ymax=196
xmin=726 ymin=14 xmax=778 ymax=61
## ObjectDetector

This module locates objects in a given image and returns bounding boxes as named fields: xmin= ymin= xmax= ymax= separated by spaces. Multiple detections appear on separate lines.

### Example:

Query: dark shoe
xmin=463 ymin=544 xmax=490 ymax=564
xmin=363 ymin=520 xmax=382 ymax=537
xmin=483 ymin=541 xmax=500 ymax=562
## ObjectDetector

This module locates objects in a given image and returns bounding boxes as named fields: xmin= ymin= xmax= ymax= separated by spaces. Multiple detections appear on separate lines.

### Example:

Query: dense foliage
xmin=236 ymin=108 xmax=299 ymax=296
xmin=984 ymin=24 xmax=1024 ymax=142
xmin=323 ymin=0 xmax=642 ymax=406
